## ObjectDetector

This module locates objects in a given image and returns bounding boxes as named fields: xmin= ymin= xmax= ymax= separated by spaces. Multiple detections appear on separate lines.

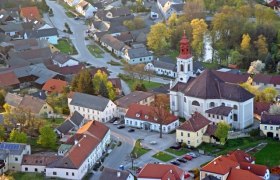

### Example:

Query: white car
xmin=113 ymin=121 xmax=119 ymax=125
xmin=150 ymin=141 xmax=157 ymax=145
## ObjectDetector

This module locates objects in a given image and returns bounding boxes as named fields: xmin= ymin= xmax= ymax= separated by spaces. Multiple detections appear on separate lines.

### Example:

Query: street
xmin=44 ymin=0 xmax=170 ymax=84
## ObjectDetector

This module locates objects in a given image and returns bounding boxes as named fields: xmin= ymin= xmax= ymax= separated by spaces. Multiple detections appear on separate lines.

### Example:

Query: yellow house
xmin=260 ymin=112 xmax=280 ymax=139
xmin=176 ymin=112 xmax=216 ymax=148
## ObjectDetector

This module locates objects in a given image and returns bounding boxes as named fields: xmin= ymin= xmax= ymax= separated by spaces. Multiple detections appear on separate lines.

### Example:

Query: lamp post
xmin=130 ymin=153 xmax=137 ymax=170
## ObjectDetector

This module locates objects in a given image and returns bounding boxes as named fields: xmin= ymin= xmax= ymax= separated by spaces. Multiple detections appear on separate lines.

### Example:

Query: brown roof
xmin=0 ymin=71 xmax=19 ymax=87
xmin=42 ymin=79 xmax=67 ymax=94
xmin=260 ymin=112 xmax=280 ymax=125
xmin=178 ymin=112 xmax=211 ymax=132
xmin=253 ymin=74 xmax=280 ymax=85
xmin=138 ymin=163 xmax=184 ymax=180
xmin=50 ymin=120 xmax=109 ymax=169
xmin=5 ymin=93 xmax=22 ymax=107
xmin=19 ymin=95 xmax=48 ymax=114
xmin=100 ymin=167 xmax=131 ymax=180
xmin=20 ymin=6 xmax=41 ymax=21
xmin=201 ymin=156 xmax=239 ymax=175
xmin=227 ymin=150 xmax=255 ymax=164
xmin=240 ymin=162 xmax=268 ymax=177
xmin=204 ymin=124 xmax=217 ymax=136
xmin=47 ymin=64 xmax=85 ymax=75
xmin=100 ymin=34 xmax=125 ymax=51
xmin=22 ymin=153 xmax=62 ymax=166
xmin=115 ymin=32 xmax=134 ymax=42
xmin=213 ymin=70 xmax=250 ymax=84
xmin=205 ymin=105 xmax=233 ymax=116
xmin=184 ymin=70 xmax=254 ymax=102
xmin=254 ymin=102 xmax=271 ymax=116
xmin=227 ymin=168 xmax=262 ymax=180
xmin=115 ymin=91 xmax=154 ymax=108
xmin=125 ymin=104 xmax=178 ymax=125
xmin=110 ymin=7 xmax=131 ymax=17
xmin=8 ymin=38 xmax=38 ymax=51
xmin=108 ymin=78 xmax=122 ymax=89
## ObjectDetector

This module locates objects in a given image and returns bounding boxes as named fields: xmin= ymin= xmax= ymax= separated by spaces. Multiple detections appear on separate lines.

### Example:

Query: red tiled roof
xmin=20 ymin=6 xmax=41 ymax=21
xmin=253 ymin=74 xmax=280 ymax=85
xmin=42 ymin=79 xmax=67 ymax=94
xmin=125 ymin=104 xmax=178 ymax=125
xmin=138 ymin=163 xmax=184 ymax=180
xmin=204 ymin=124 xmax=217 ymax=136
xmin=178 ymin=112 xmax=211 ymax=132
xmin=77 ymin=120 xmax=109 ymax=140
xmin=0 ymin=71 xmax=19 ymax=87
xmin=240 ymin=162 xmax=268 ymax=177
xmin=201 ymin=156 xmax=239 ymax=175
xmin=254 ymin=102 xmax=271 ymax=116
xmin=227 ymin=150 xmax=255 ymax=164
xmin=227 ymin=168 xmax=262 ymax=180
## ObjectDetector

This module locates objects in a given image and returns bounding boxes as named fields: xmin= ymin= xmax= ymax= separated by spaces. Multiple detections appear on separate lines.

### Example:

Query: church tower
xmin=176 ymin=32 xmax=193 ymax=83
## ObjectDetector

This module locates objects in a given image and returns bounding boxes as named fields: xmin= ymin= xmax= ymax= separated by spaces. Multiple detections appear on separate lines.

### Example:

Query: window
xmin=270 ymin=126 xmax=273 ymax=130
xmin=217 ymin=115 xmax=219 ymax=119
xmin=181 ymin=132 xmax=183 ymax=136
xmin=221 ymin=116 xmax=223 ymax=120
xmin=35 ymin=168 xmax=37 ymax=172
xmin=15 ymin=157 xmax=18 ymax=161
xmin=187 ymin=141 xmax=190 ymax=144
xmin=208 ymin=114 xmax=210 ymax=117
xmin=188 ymin=133 xmax=190 ymax=137
xmin=210 ymin=102 xmax=215 ymax=107
xmin=172 ymin=101 xmax=175 ymax=106
xmin=233 ymin=105 xmax=238 ymax=110
xmin=184 ymin=97 xmax=186 ymax=103
xmin=53 ymin=172 xmax=57 ymax=175
xmin=25 ymin=167 xmax=28 ymax=171
xmin=192 ymin=101 xmax=200 ymax=106
xmin=66 ymin=172 xmax=69 ymax=176
xmin=180 ymin=64 xmax=184 ymax=72
xmin=188 ymin=64 xmax=190 ymax=71
xmin=72 ymin=172 xmax=75 ymax=176
xmin=233 ymin=114 xmax=238 ymax=121
xmin=212 ymin=114 xmax=215 ymax=118
xmin=221 ymin=103 xmax=225 ymax=106
xmin=264 ymin=126 xmax=267 ymax=130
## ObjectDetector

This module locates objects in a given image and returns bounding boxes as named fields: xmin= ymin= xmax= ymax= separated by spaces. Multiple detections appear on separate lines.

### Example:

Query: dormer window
xmin=154 ymin=117 xmax=158 ymax=121
xmin=136 ymin=113 xmax=140 ymax=118
xmin=145 ymin=115 xmax=149 ymax=119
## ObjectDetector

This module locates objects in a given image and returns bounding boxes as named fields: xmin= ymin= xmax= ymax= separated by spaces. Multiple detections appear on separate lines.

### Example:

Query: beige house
xmin=260 ymin=112 xmax=280 ymax=139
xmin=176 ymin=112 xmax=217 ymax=148
xmin=114 ymin=91 xmax=155 ymax=119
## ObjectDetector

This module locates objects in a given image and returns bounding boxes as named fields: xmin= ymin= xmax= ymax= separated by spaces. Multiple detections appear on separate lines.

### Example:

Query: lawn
xmin=152 ymin=151 xmax=175 ymax=162
xmin=198 ymin=137 xmax=266 ymax=156
xmin=43 ymin=118 xmax=65 ymax=128
xmin=107 ymin=60 xmax=122 ymax=66
xmin=54 ymin=39 xmax=77 ymax=55
xmin=9 ymin=172 xmax=45 ymax=180
xmin=87 ymin=45 xmax=104 ymax=58
xmin=202 ymin=62 xmax=220 ymax=69
xmin=168 ymin=50 xmax=179 ymax=60
xmin=131 ymin=139 xmax=150 ymax=158
xmin=65 ymin=11 xmax=75 ymax=18
xmin=119 ymin=74 xmax=163 ymax=90
xmin=254 ymin=140 xmax=280 ymax=167
xmin=165 ymin=148 xmax=189 ymax=156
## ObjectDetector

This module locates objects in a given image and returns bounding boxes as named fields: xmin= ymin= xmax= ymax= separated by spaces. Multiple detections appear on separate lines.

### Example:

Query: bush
xmin=249 ymin=129 xmax=260 ymax=137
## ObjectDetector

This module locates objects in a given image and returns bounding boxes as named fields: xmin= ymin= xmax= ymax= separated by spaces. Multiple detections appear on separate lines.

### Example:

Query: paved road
xmin=44 ymin=0 xmax=170 ymax=84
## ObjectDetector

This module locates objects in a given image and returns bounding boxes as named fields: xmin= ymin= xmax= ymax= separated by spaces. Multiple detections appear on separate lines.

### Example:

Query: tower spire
xmin=178 ymin=31 xmax=191 ymax=59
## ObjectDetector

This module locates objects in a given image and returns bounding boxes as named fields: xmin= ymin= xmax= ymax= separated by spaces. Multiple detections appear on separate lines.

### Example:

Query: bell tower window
xmin=180 ymin=64 xmax=184 ymax=72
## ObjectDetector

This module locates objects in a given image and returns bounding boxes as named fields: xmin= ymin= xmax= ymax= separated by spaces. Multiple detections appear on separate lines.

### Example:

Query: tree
xmin=262 ymin=87 xmax=278 ymax=103
xmin=106 ymin=81 xmax=116 ymax=100
xmin=183 ymin=0 xmax=205 ymax=22
xmin=134 ymin=64 xmax=147 ymax=82
xmin=150 ymin=95 xmax=170 ymax=138
xmin=37 ymin=126 xmax=57 ymax=149
xmin=8 ymin=129 xmax=27 ymax=143
xmin=228 ymin=50 xmax=243 ymax=66
xmin=240 ymin=83 xmax=261 ymax=101
xmin=247 ymin=60 xmax=265 ymax=74
xmin=0 ymin=125 xmax=5 ymax=141
xmin=190 ymin=19 xmax=208 ymax=59
xmin=269 ymin=104 xmax=280 ymax=115
xmin=214 ymin=122 xmax=230 ymax=144
xmin=254 ymin=35 xmax=268 ymax=59
xmin=93 ymin=70 xmax=108 ymax=93
xmin=99 ymin=81 xmax=109 ymax=99
xmin=71 ymin=69 xmax=94 ymax=94
xmin=133 ymin=82 xmax=147 ymax=91
xmin=147 ymin=23 xmax=170 ymax=54
xmin=123 ymin=17 xmax=145 ymax=30
xmin=167 ymin=13 xmax=178 ymax=28
xmin=240 ymin=33 xmax=251 ymax=52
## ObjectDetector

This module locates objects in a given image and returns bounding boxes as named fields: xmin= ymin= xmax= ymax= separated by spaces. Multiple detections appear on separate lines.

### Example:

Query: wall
xmin=260 ymin=124 xmax=280 ymax=139
xmin=200 ymin=171 xmax=227 ymax=180
xmin=21 ymin=165 xmax=46 ymax=173
xmin=176 ymin=126 xmax=208 ymax=147
xmin=39 ymin=103 xmax=54 ymax=118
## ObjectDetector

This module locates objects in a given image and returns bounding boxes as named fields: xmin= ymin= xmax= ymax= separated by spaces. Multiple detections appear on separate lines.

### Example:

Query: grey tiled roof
xmin=127 ymin=47 xmax=152 ymax=59
xmin=205 ymin=105 xmax=233 ymax=116
xmin=100 ymin=167 xmax=131 ymax=180
xmin=152 ymin=60 xmax=175 ymax=71
xmin=56 ymin=120 xmax=75 ymax=135
xmin=70 ymin=92 xmax=110 ymax=111
xmin=69 ymin=111 xmax=84 ymax=127
xmin=25 ymin=28 xmax=58 ymax=38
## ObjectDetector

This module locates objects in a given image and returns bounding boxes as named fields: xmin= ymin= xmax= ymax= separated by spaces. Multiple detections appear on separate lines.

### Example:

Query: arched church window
xmin=233 ymin=105 xmax=238 ymax=110
xmin=210 ymin=102 xmax=215 ymax=107
xmin=184 ymin=97 xmax=186 ymax=103
xmin=188 ymin=64 xmax=190 ymax=71
xmin=180 ymin=64 xmax=184 ymax=72
xmin=221 ymin=103 xmax=225 ymax=106
xmin=192 ymin=100 xmax=200 ymax=106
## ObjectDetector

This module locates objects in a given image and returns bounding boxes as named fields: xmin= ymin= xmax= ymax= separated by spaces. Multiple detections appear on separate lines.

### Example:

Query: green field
xmin=165 ymin=148 xmax=189 ymax=156
xmin=119 ymin=74 xmax=163 ymax=90
xmin=254 ymin=140 xmax=280 ymax=167
xmin=55 ymin=39 xmax=77 ymax=55
xmin=152 ymin=151 xmax=175 ymax=162
xmin=131 ymin=139 xmax=150 ymax=158
xmin=87 ymin=45 xmax=104 ymax=58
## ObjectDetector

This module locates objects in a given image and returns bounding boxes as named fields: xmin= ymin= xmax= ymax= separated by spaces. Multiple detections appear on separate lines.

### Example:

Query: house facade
xmin=157 ymin=0 xmax=184 ymax=19
xmin=260 ymin=112 xmax=280 ymax=139
xmin=45 ymin=121 xmax=110 ymax=180
xmin=75 ymin=1 xmax=97 ymax=18
xmin=68 ymin=92 xmax=117 ymax=122
xmin=122 ymin=47 xmax=153 ymax=64
xmin=170 ymin=33 xmax=254 ymax=130
xmin=51 ymin=52 xmax=79 ymax=67
xmin=24 ymin=28 xmax=59 ymax=44
xmin=65 ymin=0 xmax=82 ymax=6
xmin=125 ymin=104 xmax=179 ymax=133
xmin=100 ymin=34 xmax=125 ymax=57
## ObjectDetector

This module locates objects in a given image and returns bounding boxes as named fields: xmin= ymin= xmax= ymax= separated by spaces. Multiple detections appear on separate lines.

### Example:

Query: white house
xmin=100 ymin=34 xmax=125 ymax=57
xmin=51 ymin=52 xmax=79 ymax=67
xmin=260 ymin=112 xmax=280 ymax=139
xmin=122 ymin=46 xmax=153 ymax=64
xmin=45 ymin=120 xmax=110 ymax=180
xmin=65 ymin=0 xmax=82 ymax=7
xmin=157 ymin=0 xmax=184 ymax=19
xmin=169 ymin=33 xmax=254 ymax=130
xmin=24 ymin=28 xmax=59 ymax=44
xmin=0 ymin=142 xmax=31 ymax=172
xmin=125 ymin=104 xmax=179 ymax=133
xmin=75 ymin=1 xmax=97 ymax=18
xmin=145 ymin=58 xmax=177 ymax=78
xmin=68 ymin=92 xmax=117 ymax=123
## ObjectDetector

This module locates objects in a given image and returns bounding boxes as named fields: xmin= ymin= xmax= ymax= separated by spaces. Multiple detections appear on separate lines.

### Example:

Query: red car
xmin=183 ymin=155 xmax=192 ymax=160
xmin=184 ymin=172 xmax=191 ymax=178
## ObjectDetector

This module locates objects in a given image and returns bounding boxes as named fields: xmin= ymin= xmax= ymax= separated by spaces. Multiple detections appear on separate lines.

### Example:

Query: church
xmin=169 ymin=33 xmax=254 ymax=130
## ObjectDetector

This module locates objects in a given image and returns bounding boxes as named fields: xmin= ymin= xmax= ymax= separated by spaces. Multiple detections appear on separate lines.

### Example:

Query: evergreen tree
xmin=99 ymin=81 xmax=109 ymax=98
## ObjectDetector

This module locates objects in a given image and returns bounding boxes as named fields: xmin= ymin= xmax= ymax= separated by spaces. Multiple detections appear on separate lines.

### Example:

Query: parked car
xmin=183 ymin=155 xmax=192 ymax=160
xmin=128 ymin=128 xmax=135 ymax=132
xmin=170 ymin=144 xmax=181 ymax=150
xmin=109 ymin=117 xmax=120 ymax=123
xmin=170 ymin=161 xmax=180 ymax=166
xmin=176 ymin=158 xmax=187 ymax=163
xmin=184 ymin=172 xmax=191 ymax=178
xmin=117 ymin=125 xmax=125 ymax=129
xmin=113 ymin=121 xmax=120 ymax=125
xmin=150 ymin=141 xmax=157 ymax=145
xmin=186 ymin=152 xmax=198 ymax=158
xmin=74 ymin=16 xmax=80 ymax=20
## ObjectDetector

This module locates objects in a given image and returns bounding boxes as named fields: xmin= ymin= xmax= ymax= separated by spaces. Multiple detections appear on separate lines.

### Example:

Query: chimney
xmin=74 ymin=139 xmax=78 ymax=145
xmin=248 ymin=166 xmax=251 ymax=170
xmin=169 ymin=169 xmax=173 ymax=173
xmin=214 ymin=161 xmax=217 ymax=165
xmin=117 ymin=172 xmax=121 ymax=177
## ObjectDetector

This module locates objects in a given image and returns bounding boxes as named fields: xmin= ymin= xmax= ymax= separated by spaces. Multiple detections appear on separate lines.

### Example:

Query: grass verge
xmin=107 ymin=60 xmax=122 ymax=66
xmin=54 ymin=39 xmax=77 ymax=55
xmin=87 ymin=45 xmax=104 ymax=58
xmin=152 ymin=151 xmax=175 ymax=162
xmin=165 ymin=148 xmax=189 ymax=156
xmin=8 ymin=172 xmax=45 ymax=180
xmin=118 ymin=74 xmax=163 ymax=90
xmin=131 ymin=139 xmax=150 ymax=158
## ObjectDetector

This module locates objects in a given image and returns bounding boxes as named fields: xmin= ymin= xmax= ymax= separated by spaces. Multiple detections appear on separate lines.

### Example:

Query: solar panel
xmin=0 ymin=143 xmax=20 ymax=151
